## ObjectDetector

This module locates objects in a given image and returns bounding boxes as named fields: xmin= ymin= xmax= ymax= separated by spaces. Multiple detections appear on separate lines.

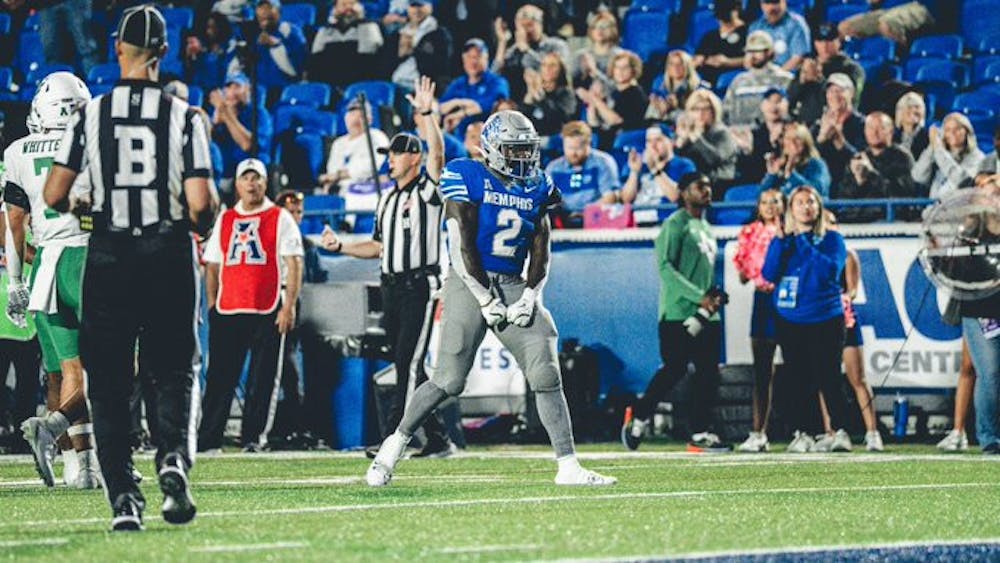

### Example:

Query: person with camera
xmin=761 ymin=186 xmax=850 ymax=453
xmin=622 ymin=173 xmax=725 ymax=451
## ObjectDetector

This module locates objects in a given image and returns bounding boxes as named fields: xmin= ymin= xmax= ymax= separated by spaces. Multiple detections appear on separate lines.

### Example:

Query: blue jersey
xmin=439 ymin=158 xmax=559 ymax=276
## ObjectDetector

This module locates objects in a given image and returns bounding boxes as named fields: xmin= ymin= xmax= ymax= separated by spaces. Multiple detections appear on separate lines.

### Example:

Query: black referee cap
xmin=377 ymin=133 xmax=423 ymax=155
xmin=117 ymin=5 xmax=168 ymax=50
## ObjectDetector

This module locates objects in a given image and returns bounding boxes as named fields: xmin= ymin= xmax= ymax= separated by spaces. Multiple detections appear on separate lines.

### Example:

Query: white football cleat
xmin=21 ymin=417 xmax=57 ymax=487
xmin=366 ymin=432 xmax=411 ymax=487
xmin=555 ymin=466 xmax=617 ymax=486
xmin=75 ymin=450 xmax=103 ymax=489
xmin=786 ymin=430 xmax=815 ymax=453
xmin=737 ymin=431 xmax=769 ymax=453
xmin=865 ymin=430 xmax=884 ymax=452
xmin=831 ymin=429 xmax=853 ymax=452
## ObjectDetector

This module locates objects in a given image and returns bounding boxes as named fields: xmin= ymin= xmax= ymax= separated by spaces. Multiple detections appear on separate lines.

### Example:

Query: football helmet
xmin=31 ymin=71 xmax=91 ymax=132
xmin=480 ymin=110 xmax=541 ymax=180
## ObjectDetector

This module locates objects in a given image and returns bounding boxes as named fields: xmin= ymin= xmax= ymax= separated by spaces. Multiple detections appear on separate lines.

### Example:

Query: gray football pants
xmin=398 ymin=273 xmax=576 ymax=458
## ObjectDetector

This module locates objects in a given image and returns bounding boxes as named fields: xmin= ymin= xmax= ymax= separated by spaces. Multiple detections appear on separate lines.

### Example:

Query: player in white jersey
xmin=3 ymin=72 xmax=100 ymax=488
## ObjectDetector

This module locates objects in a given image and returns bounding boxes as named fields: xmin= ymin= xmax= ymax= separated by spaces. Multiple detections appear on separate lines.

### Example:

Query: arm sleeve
xmin=183 ymin=109 xmax=212 ymax=179
xmin=3 ymin=182 xmax=30 ymax=212
xmin=278 ymin=209 xmax=305 ymax=257
xmin=655 ymin=221 xmax=705 ymax=304
xmin=798 ymin=232 xmax=845 ymax=280
xmin=54 ymin=107 xmax=87 ymax=172
xmin=789 ymin=18 xmax=811 ymax=57
xmin=439 ymin=164 xmax=471 ymax=203
xmin=787 ymin=159 xmax=831 ymax=198
xmin=760 ymin=236 xmax=785 ymax=285
xmin=910 ymin=146 xmax=934 ymax=185
xmin=933 ymin=147 xmax=980 ymax=188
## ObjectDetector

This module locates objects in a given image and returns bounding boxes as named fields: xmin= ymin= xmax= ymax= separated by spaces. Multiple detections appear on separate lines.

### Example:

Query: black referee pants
xmin=0 ymin=338 xmax=41 ymax=428
xmin=81 ymin=234 xmax=198 ymax=507
xmin=198 ymin=309 xmax=281 ymax=450
xmin=381 ymin=273 xmax=449 ymax=446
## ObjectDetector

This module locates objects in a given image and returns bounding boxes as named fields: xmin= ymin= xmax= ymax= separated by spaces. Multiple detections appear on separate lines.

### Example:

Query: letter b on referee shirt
xmin=114 ymin=125 xmax=157 ymax=186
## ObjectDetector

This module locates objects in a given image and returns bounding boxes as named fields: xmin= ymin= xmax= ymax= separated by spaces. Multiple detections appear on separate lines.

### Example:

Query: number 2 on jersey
xmin=492 ymin=208 xmax=521 ymax=258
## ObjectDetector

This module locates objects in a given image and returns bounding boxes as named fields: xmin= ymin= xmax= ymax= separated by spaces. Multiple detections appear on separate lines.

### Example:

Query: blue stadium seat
xmin=0 ymin=13 xmax=10 ymax=36
xmin=712 ymin=208 xmax=751 ymax=225
xmin=25 ymin=63 xmax=74 ymax=88
xmin=88 ymin=83 xmax=114 ymax=97
xmin=912 ymin=61 xmax=967 ymax=116
xmin=632 ymin=0 xmax=677 ymax=13
xmin=341 ymin=80 xmax=395 ymax=112
xmin=282 ymin=132 xmax=325 ymax=188
xmin=974 ymin=35 xmax=1000 ymax=56
xmin=856 ymin=59 xmax=884 ymax=85
xmin=361 ymin=0 xmax=389 ymax=19
xmin=825 ymin=4 xmax=867 ymax=24
xmin=952 ymin=91 xmax=1000 ymax=135
xmin=443 ymin=132 xmax=468 ymax=161
xmin=301 ymin=194 xmax=345 ymax=234
xmin=87 ymin=62 xmax=120 ymax=85
xmin=279 ymin=81 xmax=332 ymax=107
xmin=975 ymin=58 xmax=1000 ymax=86
xmin=23 ymin=12 xmax=40 ymax=32
xmin=187 ymin=85 xmax=203 ymax=108
xmin=15 ymin=32 xmax=44 ymax=77
xmin=687 ymin=9 xmax=719 ymax=50
xmin=713 ymin=69 xmax=741 ymax=97
xmin=724 ymin=184 xmax=761 ymax=202
xmin=612 ymin=128 xmax=647 ymax=154
xmin=961 ymin=0 xmax=1000 ymax=50
xmin=909 ymin=35 xmax=963 ymax=60
xmin=210 ymin=141 xmax=223 ymax=180
xmin=905 ymin=58 xmax=968 ymax=88
xmin=282 ymin=3 xmax=317 ymax=31
xmin=275 ymin=105 xmax=338 ymax=136
xmin=844 ymin=37 xmax=895 ymax=63
xmin=161 ymin=7 xmax=193 ymax=30
xmin=622 ymin=9 xmax=670 ymax=62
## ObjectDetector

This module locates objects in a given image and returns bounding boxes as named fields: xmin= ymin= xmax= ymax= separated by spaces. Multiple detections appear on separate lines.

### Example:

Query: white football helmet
xmin=30 ymin=71 xmax=91 ymax=132
xmin=480 ymin=110 xmax=541 ymax=180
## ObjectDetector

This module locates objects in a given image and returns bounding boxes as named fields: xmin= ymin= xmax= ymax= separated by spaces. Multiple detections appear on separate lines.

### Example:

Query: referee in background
xmin=44 ymin=5 xmax=217 ymax=532
xmin=321 ymin=76 xmax=455 ymax=458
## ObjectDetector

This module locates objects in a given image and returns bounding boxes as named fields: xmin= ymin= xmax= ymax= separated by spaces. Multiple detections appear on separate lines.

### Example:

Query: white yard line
xmin=437 ymin=544 xmax=541 ymax=554
xmin=0 ymin=538 xmax=68 ymax=548
xmin=0 ymin=481 xmax=995 ymax=530
xmin=188 ymin=542 xmax=308 ymax=553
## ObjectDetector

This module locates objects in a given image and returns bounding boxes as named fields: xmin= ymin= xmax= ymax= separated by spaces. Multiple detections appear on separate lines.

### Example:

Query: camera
xmin=683 ymin=286 xmax=729 ymax=337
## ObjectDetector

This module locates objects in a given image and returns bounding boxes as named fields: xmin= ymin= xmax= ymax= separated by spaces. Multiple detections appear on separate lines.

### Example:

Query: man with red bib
xmin=198 ymin=158 xmax=303 ymax=452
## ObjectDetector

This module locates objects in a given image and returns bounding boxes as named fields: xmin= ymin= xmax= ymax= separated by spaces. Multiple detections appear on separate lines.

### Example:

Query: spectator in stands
xmin=492 ymin=4 xmax=570 ymax=102
xmin=748 ymin=0 xmax=810 ymax=72
xmin=544 ymin=120 xmax=620 ymax=228
xmin=813 ymin=23 xmax=865 ymax=102
xmin=439 ymin=38 xmax=510 ymax=136
xmin=463 ymin=120 xmax=484 ymax=159
xmin=788 ymin=57 xmax=824 ymax=125
xmin=248 ymin=0 xmax=307 ymax=98
xmin=693 ymin=0 xmax=748 ymax=87
xmin=676 ymin=89 xmax=737 ymax=194
xmin=576 ymin=50 xmax=646 ymax=150
xmin=762 ymin=186 xmax=851 ymax=453
xmin=814 ymin=73 xmax=866 ymax=194
xmin=184 ymin=11 xmax=236 ymax=92
xmin=761 ymin=122 xmax=831 ymax=197
xmin=308 ymin=0 xmax=384 ymax=88
xmin=318 ymin=99 xmax=389 ymax=194
xmin=211 ymin=0 xmax=251 ymax=23
xmin=912 ymin=113 xmax=984 ymax=199
xmin=893 ymin=91 xmax=928 ymax=159
xmin=838 ymin=112 xmax=914 ymax=222
xmin=620 ymin=125 xmax=697 ymax=225
xmin=734 ymin=87 xmax=789 ymax=184
xmin=211 ymin=72 xmax=274 ymax=197
xmin=571 ymin=10 xmax=622 ymax=90
xmin=722 ymin=31 xmax=793 ymax=127
xmin=837 ymin=0 xmax=934 ymax=50
xmin=437 ymin=0 xmax=498 ymax=67
xmin=522 ymin=52 xmax=577 ymax=137
xmin=384 ymin=1 xmax=452 ymax=91
xmin=973 ymin=124 xmax=1000 ymax=187
xmin=165 ymin=80 xmax=223 ymax=182
xmin=733 ymin=188 xmax=784 ymax=453
xmin=21 ymin=0 xmax=100 ymax=75
xmin=381 ymin=0 xmax=411 ymax=34
xmin=646 ymin=50 xmax=707 ymax=126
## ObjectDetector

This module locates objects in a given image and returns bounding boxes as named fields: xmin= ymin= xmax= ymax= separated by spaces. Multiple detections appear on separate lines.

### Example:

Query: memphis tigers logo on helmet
xmin=30 ymin=72 xmax=91 ymax=132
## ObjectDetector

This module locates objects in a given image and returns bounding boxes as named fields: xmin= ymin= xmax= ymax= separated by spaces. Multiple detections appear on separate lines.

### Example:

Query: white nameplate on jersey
xmin=980 ymin=317 xmax=1000 ymax=340
xmin=776 ymin=276 xmax=799 ymax=309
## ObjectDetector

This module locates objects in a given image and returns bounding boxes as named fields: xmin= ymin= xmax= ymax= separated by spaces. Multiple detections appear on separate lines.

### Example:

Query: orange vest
xmin=217 ymin=205 xmax=282 ymax=315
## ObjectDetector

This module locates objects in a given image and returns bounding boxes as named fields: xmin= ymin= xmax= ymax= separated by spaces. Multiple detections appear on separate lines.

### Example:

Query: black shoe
xmin=242 ymin=442 xmax=261 ymax=453
xmin=620 ymin=407 xmax=644 ymax=451
xmin=128 ymin=460 xmax=143 ymax=485
xmin=983 ymin=442 xmax=1000 ymax=455
xmin=411 ymin=438 xmax=457 ymax=458
xmin=364 ymin=445 xmax=379 ymax=459
xmin=111 ymin=494 xmax=145 ymax=532
xmin=159 ymin=454 xmax=196 ymax=525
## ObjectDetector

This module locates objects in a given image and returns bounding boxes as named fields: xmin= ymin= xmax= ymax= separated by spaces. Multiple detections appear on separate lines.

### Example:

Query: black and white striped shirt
xmin=55 ymin=79 xmax=212 ymax=236
xmin=373 ymin=172 xmax=442 ymax=275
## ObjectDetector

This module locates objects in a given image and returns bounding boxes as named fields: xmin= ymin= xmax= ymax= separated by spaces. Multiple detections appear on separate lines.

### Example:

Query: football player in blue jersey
xmin=366 ymin=110 xmax=617 ymax=487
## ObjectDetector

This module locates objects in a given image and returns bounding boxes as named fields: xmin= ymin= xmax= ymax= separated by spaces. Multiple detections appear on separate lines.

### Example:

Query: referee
xmin=44 ymin=5 xmax=217 ymax=532
xmin=321 ymin=76 xmax=455 ymax=457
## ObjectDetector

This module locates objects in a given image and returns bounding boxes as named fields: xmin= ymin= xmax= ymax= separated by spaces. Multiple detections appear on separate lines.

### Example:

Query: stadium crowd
xmin=0 ymin=0 xmax=998 ymax=463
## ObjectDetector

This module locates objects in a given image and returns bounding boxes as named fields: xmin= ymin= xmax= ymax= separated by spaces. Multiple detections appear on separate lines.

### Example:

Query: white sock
xmin=556 ymin=455 xmax=581 ymax=474
xmin=61 ymin=449 xmax=79 ymax=486
xmin=630 ymin=418 xmax=647 ymax=438
xmin=77 ymin=448 xmax=98 ymax=470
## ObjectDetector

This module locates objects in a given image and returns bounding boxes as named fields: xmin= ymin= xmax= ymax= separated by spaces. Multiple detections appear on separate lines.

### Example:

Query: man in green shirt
xmin=622 ymin=172 xmax=724 ymax=451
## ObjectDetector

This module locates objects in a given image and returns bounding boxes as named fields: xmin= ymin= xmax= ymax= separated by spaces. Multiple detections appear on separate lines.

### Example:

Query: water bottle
xmin=893 ymin=393 xmax=909 ymax=440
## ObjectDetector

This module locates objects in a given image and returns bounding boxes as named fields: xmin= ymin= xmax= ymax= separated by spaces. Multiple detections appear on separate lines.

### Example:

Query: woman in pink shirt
xmin=733 ymin=188 xmax=784 ymax=453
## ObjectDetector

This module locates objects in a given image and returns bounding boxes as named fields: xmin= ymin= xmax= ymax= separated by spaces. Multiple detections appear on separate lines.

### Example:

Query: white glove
xmin=506 ymin=287 xmax=537 ymax=327
xmin=479 ymin=296 xmax=508 ymax=328
xmin=6 ymin=278 xmax=29 ymax=329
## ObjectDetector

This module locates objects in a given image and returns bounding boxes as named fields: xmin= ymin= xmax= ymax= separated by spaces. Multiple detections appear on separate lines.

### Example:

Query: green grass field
xmin=2 ymin=444 xmax=1000 ymax=561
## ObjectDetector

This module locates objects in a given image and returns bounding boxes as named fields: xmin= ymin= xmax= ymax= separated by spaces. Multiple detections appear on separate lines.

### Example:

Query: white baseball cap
xmin=236 ymin=158 xmax=267 ymax=178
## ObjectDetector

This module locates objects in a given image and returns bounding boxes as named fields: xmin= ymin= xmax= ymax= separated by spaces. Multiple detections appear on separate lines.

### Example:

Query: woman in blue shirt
xmin=762 ymin=186 xmax=848 ymax=453
xmin=761 ymin=123 xmax=831 ymax=197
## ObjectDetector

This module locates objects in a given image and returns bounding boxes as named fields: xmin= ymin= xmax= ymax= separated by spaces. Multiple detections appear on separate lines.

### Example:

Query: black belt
xmin=87 ymin=216 xmax=190 ymax=239
xmin=380 ymin=265 xmax=440 ymax=286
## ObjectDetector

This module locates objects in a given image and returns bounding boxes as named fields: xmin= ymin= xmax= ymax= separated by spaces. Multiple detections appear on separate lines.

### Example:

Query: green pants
xmin=31 ymin=245 xmax=86 ymax=373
